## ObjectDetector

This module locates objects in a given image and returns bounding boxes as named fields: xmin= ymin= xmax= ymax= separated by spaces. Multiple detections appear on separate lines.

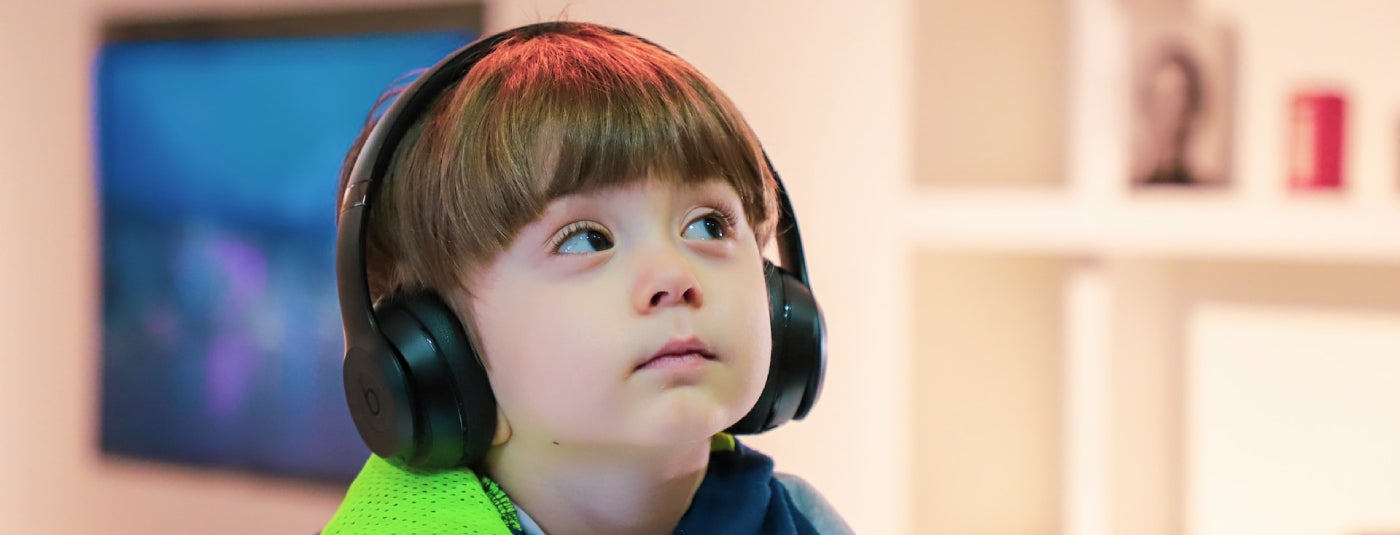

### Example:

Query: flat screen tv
xmin=97 ymin=13 xmax=475 ymax=482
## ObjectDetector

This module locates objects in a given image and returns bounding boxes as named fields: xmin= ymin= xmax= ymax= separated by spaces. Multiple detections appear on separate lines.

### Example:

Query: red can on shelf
xmin=1288 ymin=91 xmax=1346 ymax=190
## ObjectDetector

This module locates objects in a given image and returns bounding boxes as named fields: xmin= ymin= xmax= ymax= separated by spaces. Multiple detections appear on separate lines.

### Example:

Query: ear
xmin=491 ymin=404 xmax=513 ymax=446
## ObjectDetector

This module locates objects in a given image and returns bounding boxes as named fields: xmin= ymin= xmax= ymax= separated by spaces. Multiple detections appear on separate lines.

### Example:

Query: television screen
xmin=97 ymin=27 xmax=473 ymax=482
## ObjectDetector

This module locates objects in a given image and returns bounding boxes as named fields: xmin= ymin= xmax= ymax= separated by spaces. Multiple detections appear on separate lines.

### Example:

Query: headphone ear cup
xmin=776 ymin=268 xmax=827 ymax=420
xmin=393 ymin=291 xmax=497 ymax=467
xmin=346 ymin=291 xmax=496 ymax=468
xmin=727 ymin=261 xmax=827 ymax=434
xmin=343 ymin=338 xmax=417 ymax=463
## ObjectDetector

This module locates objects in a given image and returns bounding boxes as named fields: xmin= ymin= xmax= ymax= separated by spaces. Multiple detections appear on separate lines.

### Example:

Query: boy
xmin=324 ymin=21 xmax=850 ymax=534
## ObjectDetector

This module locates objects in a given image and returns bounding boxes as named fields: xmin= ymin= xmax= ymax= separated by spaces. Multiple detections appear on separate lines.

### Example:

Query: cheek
xmin=734 ymin=273 xmax=775 ymax=410
xmin=713 ymin=261 xmax=774 ymax=378
xmin=471 ymin=282 xmax=616 ymax=410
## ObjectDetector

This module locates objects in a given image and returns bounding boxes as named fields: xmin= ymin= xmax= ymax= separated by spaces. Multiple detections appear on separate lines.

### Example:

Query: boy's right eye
xmin=551 ymin=223 xmax=613 ymax=254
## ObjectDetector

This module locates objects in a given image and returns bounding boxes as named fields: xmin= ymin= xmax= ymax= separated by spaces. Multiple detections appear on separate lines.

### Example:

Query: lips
xmin=635 ymin=337 xmax=717 ymax=371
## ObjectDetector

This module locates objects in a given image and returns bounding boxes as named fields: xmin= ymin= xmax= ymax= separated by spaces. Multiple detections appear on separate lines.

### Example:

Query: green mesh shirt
xmin=322 ymin=454 xmax=523 ymax=535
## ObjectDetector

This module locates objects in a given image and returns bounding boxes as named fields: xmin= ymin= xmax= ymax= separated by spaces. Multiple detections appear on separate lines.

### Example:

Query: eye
xmin=681 ymin=208 xmax=736 ymax=240
xmin=551 ymin=223 xmax=613 ymax=254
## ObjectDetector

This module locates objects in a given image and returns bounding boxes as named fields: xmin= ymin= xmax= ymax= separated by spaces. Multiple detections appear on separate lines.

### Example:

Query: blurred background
xmin=2 ymin=0 xmax=1398 ymax=533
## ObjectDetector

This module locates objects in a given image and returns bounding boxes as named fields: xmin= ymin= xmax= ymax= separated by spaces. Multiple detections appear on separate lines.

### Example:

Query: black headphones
xmin=336 ymin=22 xmax=826 ymax=469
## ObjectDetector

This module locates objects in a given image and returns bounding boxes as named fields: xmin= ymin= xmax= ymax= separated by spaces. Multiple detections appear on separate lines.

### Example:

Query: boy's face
xmin=468 ymin=177 xmax=771 ymax=451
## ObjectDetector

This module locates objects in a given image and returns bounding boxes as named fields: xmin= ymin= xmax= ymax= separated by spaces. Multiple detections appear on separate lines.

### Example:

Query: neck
xmin=484 ymin=438 xmax=712 ymax=535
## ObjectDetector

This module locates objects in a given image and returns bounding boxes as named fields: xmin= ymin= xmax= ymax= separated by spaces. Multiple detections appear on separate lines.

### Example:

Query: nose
xmin=631 ymin=247 xmax=704 ymax=314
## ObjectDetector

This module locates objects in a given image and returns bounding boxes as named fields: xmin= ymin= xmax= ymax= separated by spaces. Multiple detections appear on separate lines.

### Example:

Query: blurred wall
xmin=0 ymin=1 xmax=911 ymax=533
xmin=1 ymin=2 xmax=102 ymax=532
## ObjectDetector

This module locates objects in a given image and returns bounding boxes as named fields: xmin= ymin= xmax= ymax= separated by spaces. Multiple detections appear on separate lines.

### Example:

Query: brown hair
xmin=339 ymin=21 xmax=778 ymax=308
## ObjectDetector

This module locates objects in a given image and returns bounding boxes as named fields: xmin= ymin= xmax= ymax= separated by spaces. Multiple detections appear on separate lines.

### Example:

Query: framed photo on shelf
xmin=1128 ymin=9 xmax=1235 ymax=189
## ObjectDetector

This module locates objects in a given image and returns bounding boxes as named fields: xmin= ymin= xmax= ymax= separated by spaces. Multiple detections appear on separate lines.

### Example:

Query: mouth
xmin=635 ymin=337 xmax=718 ymax=372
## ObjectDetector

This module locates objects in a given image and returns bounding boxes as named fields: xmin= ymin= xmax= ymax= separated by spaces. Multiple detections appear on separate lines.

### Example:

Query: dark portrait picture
xmin=1129 ymin=12 xmax=1234 ymax=189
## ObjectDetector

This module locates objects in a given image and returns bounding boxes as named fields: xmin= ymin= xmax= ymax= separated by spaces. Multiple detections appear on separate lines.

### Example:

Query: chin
xmin=630 ymin=390 xmax=743 ymax=447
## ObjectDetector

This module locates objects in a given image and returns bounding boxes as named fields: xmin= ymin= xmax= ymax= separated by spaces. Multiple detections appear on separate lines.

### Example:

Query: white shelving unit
xmin=907 ymin=0 xmax=1400 ymax=534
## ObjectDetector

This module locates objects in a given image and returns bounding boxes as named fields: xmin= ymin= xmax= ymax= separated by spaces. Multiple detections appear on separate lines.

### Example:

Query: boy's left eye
xmin=681 ymin=213 xmax=730 ymax=240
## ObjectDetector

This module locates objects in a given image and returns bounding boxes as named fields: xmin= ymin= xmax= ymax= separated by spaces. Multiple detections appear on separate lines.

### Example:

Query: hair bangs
xmin=537 ymin=65 xmax=766 ymax=211
xmin=478 ymin=29 xmax=774 ymax=238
